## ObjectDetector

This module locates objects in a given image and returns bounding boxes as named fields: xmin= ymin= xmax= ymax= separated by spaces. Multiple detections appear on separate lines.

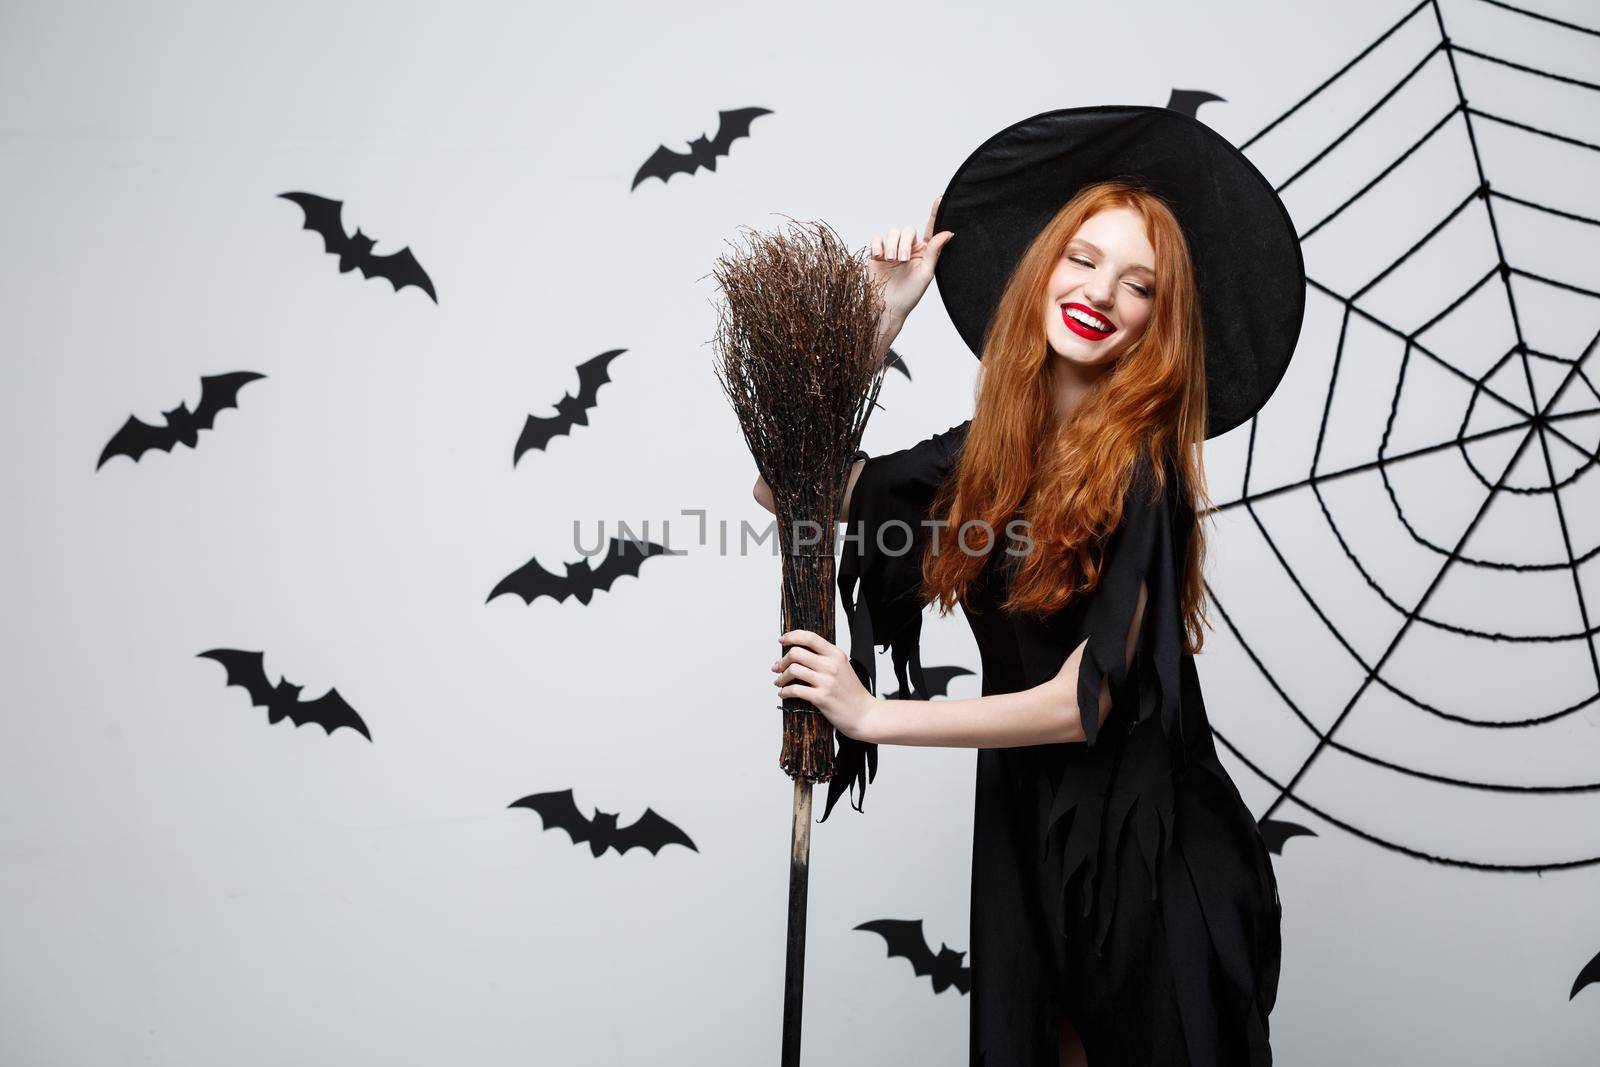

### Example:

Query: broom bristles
xmin=711 ymin=216 xmax=889 ymax=784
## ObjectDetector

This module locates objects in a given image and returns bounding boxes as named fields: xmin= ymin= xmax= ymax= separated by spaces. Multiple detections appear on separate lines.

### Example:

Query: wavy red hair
xmin=922 ymin=180 xmax=1214 ymax=654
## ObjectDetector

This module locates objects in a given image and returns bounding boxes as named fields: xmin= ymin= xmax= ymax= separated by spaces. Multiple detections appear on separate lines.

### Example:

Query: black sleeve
xmin=820 ymin=420 xmax=970 ymax=821
xmin=1073 ymin=450 xmax=1184 ymax=750
xmin=1045 ymin=450 xmax=1189 ymax=948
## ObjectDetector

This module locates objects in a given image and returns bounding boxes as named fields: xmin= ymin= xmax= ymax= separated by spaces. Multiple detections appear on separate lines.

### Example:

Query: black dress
xmin=826 ymin=419 xmax=1282 ymax=1067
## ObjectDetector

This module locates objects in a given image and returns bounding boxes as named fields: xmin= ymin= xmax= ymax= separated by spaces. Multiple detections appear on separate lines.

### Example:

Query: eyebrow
xmin=1067 ymin=238 xmax=1156 ymax=279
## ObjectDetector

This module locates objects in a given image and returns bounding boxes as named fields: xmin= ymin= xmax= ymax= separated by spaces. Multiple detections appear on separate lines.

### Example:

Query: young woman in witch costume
xmin=753 ymin=105 xmax=1302 ymax=1066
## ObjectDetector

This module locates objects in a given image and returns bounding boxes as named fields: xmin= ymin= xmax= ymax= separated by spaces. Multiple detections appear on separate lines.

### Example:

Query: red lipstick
xmin=1061 ymin=301 xmax=1116 ymax=340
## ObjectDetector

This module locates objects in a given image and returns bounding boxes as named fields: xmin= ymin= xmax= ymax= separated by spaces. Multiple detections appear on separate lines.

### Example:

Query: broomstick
xmin=710 ymin=216 xmax=888 ymax=1066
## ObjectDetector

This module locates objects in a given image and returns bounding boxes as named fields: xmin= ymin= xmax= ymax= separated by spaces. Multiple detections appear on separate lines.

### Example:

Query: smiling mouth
xmin=1061 ymin=303 xmax=1116 ymax=338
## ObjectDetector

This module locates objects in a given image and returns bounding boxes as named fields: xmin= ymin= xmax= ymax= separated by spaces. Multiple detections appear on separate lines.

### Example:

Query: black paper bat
xmin=1258 ymin=818 xmax=1317 ymax=855
xmin=855 ymin=918 xmax=971 ymax=995
xmin=513 ymin=349 xmax=626 ymax=464
xmin=1571 ymin=948 xmax=1600 ymax=1000
xmin=278 ymin=191 xmax=437 ymax=302
xmin=97 ymin=371 xmax=266 ymax=469
xmin=1165 ymin=88 xmax=1226 ymax=119
xmin=511 ymin=788 xmax=697 ymax=857
xmin=197 ymin=649 xmax=372 ymax=740
xmin=884 ymin=347 xmax=912 ymax=382
xmin=631 ymin=107 xmax=773 ymax=189
xmin=489 ymin=536 xmax=677 ymax=606
xmin=886 ymin=665 xmax=974 ymax=700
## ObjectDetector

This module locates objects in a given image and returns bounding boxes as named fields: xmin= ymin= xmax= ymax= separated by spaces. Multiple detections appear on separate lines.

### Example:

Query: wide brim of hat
xmin=931 ymin=104 xmax=1305 ymax=440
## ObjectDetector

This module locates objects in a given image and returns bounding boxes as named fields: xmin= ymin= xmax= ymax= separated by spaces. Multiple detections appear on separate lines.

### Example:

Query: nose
xmin=1081 ymin=276 xmax=1114 ymax=309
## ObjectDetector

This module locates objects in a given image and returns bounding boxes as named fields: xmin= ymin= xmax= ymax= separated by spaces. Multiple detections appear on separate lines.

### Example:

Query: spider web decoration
xmin=1208 ymin=0 xmax=1600 ymax=872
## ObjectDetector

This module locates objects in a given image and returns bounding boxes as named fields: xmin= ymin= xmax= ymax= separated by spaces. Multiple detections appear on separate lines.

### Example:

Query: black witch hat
xmin=931 ymin=103 xmax=1305 ymax=440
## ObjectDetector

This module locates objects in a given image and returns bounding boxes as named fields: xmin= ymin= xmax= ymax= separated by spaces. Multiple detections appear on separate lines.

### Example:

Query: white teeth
xmin=1064 ymin=306 xmax=1112 ymax=331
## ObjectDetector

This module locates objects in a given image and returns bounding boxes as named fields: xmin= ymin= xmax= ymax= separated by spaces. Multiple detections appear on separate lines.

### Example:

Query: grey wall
xmin=3 ymin=0 xmax=1598 ymax=1064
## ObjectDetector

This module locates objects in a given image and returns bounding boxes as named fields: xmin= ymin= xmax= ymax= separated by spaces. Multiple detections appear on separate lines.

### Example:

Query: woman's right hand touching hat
xmin=869 ymin=195 xmax=954 ymax=321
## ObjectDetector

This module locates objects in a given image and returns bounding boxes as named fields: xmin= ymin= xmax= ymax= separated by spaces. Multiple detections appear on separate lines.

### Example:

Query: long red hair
xmin=922 ymin=180 xmax=1214 ymax=654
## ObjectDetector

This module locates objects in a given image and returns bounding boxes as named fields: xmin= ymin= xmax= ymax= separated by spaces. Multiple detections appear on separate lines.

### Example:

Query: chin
xmin=1049 ymin=339 xmax=1121 ymax=369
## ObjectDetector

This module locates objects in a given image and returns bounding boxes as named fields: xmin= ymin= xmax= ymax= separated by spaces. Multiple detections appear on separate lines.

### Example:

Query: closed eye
xmin=1062 ymin=254 xmax=1152 ymax=295
xmin=1070 ymin=255 xmax=1152 ymax=298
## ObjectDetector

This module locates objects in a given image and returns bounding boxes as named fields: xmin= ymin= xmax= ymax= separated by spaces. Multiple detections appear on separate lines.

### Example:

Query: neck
xmin=1049 ymin=354 xmax=1107 ymax=423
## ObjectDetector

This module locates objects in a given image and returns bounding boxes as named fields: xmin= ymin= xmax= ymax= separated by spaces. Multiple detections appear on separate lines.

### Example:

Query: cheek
xmin=1122 ymin=302 xmax=1154 ymax=338
xmin=1043 ymin=291 xmax=1068 ymax=328
xmin=1042 ymin=281 xmax=1063 ymax=317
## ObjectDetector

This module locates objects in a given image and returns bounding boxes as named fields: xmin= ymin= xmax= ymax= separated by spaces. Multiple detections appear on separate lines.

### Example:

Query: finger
xmin=774 ymin=664 xmax=820 ymax=687
xmin=780 ymin=629 xmax=823 ymax=651
xmin=871 ymin=234 xmax=883 ymax=260
xmin=924 ymin=196 xmax=941 ymax=241
xmin=784 ymin=646 xmax=825 ymax=670
xmin=896 ymin=226 xmax=912 ymax=261
xmin=778 ymin=684 xmax=821 ymax=707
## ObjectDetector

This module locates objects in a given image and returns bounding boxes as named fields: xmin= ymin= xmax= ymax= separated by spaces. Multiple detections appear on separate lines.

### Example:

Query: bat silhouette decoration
xmin=885 ymin=665 xmax=975 ymax=701
xmin=1165 ymin=88 xmax=1226 ymax=119
xmin=489 ymin=536 xmax=678 ymax=607
xmin=97 ymin=371 xmax=266 ymax=469
xmin=278 ymin=191 xmax=437 ymax=302
xmin=884 ymin=348 xmax=912 ymax=382
xmin=855 ymin=918 xmax=971 ymax=995
xmin=1571 ymin=948 xmax=1600 ymax=1000
xmin=514 ymin=349 xmax=627 ymax=463
xmin=511 ymin=788 xmax=697 ymax=857
xmin=1258 ymin=818 xmax=1317 ymax=855
xmin=197 ymin=649 xmax=372 ymax=740
xmin=631 ymin=106 xmax=773 ymax=189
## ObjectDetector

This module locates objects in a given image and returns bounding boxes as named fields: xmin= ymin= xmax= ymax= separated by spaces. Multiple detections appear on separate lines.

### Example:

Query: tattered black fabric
xmin=824 ymin=423 xmax=967 ymax=822
xmin=828 ymin=420 xmax=1283 ymax=1067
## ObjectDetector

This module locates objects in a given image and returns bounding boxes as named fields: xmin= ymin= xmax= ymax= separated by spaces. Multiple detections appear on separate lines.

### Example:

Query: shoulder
xmin=909 ymin=418 xmax=970 ymax=459
xmin=929 ymin=419 xmax=972 ymax=463
xmin=861 ymin=419 xmax=971 ymax=487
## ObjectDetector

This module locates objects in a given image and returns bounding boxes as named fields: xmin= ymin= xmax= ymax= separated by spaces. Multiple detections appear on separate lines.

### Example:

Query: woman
xmin=753 ymin=107 xmax=1301 ymax=1066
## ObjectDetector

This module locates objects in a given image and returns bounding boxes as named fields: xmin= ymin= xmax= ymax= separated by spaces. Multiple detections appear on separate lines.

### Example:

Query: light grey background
xmin=3 ymin=0 xmax=1598 ymax=1064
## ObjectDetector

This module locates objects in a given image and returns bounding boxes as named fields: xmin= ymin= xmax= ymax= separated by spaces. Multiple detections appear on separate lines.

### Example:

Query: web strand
xmin=1217 ymin=0 xmax=1600 ymax=871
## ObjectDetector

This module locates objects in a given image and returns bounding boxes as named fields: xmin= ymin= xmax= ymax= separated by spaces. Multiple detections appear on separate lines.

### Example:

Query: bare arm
xmin=860 ymin=580 xmax=1150 ymax=748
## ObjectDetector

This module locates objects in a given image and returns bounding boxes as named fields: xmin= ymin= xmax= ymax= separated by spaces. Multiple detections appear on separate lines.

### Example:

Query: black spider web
xmin=1210 ymin=0 xmax=1600 ymax=872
